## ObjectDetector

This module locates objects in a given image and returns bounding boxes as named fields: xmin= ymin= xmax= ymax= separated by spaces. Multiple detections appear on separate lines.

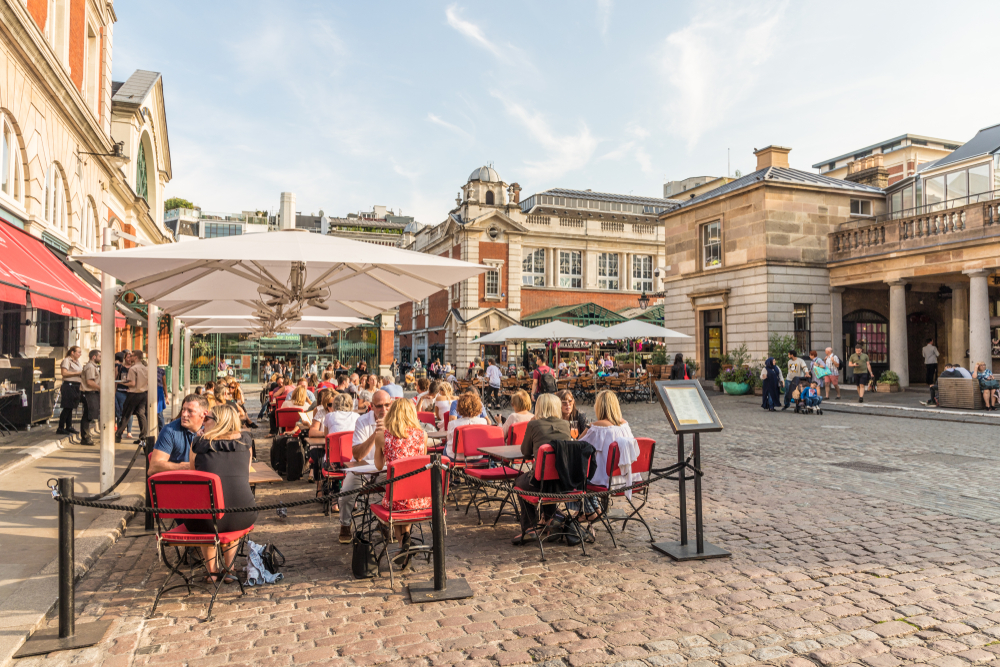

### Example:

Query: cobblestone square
xmin=14 ymin=396 xmax=1000 ymax=667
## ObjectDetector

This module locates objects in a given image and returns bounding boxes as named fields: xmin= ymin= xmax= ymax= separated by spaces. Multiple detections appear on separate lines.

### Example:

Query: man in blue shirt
xmin=148 ymin=394 xmax=210 ymax=474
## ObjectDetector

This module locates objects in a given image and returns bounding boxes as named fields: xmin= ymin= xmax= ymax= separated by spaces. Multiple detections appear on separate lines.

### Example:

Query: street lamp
xmin=78 ymin=141 xmax=128 ymax=170
xmin=638 ymin=290 xmax=667 ymax=310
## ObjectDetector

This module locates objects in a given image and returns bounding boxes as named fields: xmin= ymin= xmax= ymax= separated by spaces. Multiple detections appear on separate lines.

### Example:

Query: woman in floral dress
xmin=374 ymin=399 xmax=429 ymax=547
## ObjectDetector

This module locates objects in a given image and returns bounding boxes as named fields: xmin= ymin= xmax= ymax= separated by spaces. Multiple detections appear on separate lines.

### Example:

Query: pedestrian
xmin=847 ymin=343 xmax=873 ymax=403
xmin=115 ymin=349 xmax=149 ymax=443
xmin=782 ymin=350 xmax=809 ymax=411
xmin=57 ymin=346 xmax=84 ymax=435
xmin=760 ymin=357 xmax=782 ymax=411
xmin=79 ymin=350 xmax=101 ymax=445
xmin=484 ymin=358 xmax=502 ymax=409
xmin=669 ymin=353 xmax=688 ymax=380
xmin=922 ymin=338 xmax=940 ymax=385
xmin=823 ymin=346 xmax=842 ymax=400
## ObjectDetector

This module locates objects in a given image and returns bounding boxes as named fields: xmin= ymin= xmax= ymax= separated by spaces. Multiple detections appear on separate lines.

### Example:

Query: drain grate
xmin=831 ymin=462 xmax=904 ymax=474
xmin=901 ymin=452 xmax=988 ymax=465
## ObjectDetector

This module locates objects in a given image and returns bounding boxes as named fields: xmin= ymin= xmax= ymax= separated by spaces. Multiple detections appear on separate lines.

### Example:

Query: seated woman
xmin=976 ymin=361 xmax=998 ymax=411
xmin=281 ymin=386 xmax=313 ymax=429
xmin=433 ymin=382 xmax=455 ymax=425
xmin=501 ymin=390 xmax=533 ymax=438
xmin=307 ymin=388 xmax=334 ymax=439
xmin=182 ymin=404 xmax=257 ymax=583
xmin=555 ymin=389 xmax=588 ymax=438
xmin=511 ymin=394 xmax=571 ymax=545
xmin=445 ymin=392 xmax=488 ymax=460
xmin=374 ymin=399 xmax=428 ymax=555
xmin=416 ymin=380 xmax=439 ymax=414
xmin=577 ymin=390 xmax=641 ymax=522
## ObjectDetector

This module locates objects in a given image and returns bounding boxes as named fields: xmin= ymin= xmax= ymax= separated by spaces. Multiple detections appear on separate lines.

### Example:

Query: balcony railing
xmin=830 ymin=195 xmax=1000 ymax=261
xmin=163 ymin=208 xmax=267 ymax=225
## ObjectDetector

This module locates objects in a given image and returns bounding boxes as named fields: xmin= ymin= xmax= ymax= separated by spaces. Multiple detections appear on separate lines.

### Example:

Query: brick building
xmin=398 ymin=165 xmax=677 ymax=367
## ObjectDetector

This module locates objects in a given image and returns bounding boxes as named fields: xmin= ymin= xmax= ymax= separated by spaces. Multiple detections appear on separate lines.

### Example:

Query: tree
xmin=164 ymin=197 xmax=197 ymax=211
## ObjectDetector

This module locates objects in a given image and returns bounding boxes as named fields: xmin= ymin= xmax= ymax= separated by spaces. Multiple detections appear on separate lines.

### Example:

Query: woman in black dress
xmin=184 ymin=404 xmax=257 ymax=583
xmin=669 ymin=353 xmax=688 ymax=380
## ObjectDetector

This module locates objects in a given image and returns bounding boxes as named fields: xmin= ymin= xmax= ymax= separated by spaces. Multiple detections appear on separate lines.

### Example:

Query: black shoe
xmin=80 ymin=438 xmax=95 ymax=446
xmin=55 ymin=428 xmax=70 ymax=435
xmin=859 ymin=397 xmax=864 ymax=403
xmin=114 ymin=434 xmax=122 ymax=443
xmin=781 ymin=406 xmax=789 ymax=411
xmin=66 ymin=427 xmax=79 ymax=435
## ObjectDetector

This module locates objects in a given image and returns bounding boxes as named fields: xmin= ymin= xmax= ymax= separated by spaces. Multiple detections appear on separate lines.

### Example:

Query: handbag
xmin=351 ymin=535 xmax=378 ymax=579
xmin=261 ymin=544 xmax=285 ymax=574
xmin=791 ymin=386 xmax=801 ymax=400
xmin=684 ymin=365 xmax=690 ymax=380
xmin=981 ymin=378 xmax=1000 ymax=390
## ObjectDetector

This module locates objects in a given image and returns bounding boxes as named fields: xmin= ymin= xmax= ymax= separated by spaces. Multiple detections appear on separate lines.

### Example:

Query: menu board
xmin=654 ymin=380 xmax=723 ymax=434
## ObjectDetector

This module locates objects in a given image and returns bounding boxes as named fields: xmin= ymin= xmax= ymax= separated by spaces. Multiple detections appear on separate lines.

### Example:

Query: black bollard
xmin=408 ymin=454 xmax=473 ymax=603
xmin=144 ymin=437 xmax=155 ymax=530
xmin=14 ymin=477 xmax=112 ymax=657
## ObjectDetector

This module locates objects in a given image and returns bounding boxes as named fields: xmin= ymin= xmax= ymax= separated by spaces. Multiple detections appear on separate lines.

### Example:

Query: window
xmin=558 ymin=250 xmax=582 ymax=288
xmin=522 ymin=248 xmax=545 ymax=286
xmin=946 ymin=170 xmax=968 ymax=203
xmin=485 ymin=190 xmax=494 ymax=205
xmin=45 ymin=164 xmax=67 ymax=233
xmin=793 ymin=304 xmax=811 ymax=353
xmin=632 ymin=255 xmax=653 ymax=292
xmin=485 ymin=264 xmax=500 ymax=298
xmin=850 ymin=199 xmax=872 ymax=216
xmin=925 ymin=175 xmax=944 ymax=210
xmin=203 ymin=223 xmax=242 ymax=238
xmin=0 ymin=113 xmax=23 ymax=206
xmin=82 ymin=198 xmax=97 ymax=250
xmin=35 ymin=309 xmax=66 ymax=347
xmin=47 ymin=0 xmax=69 ymax=67
xmin=890 ymin=191 xmax=902 ymax=214
xmin=702 ymin=221 xmax=721 ymax=269
xmin=969 ymin=163 xmax=990 ymax=196
xmin=901 ymin=185 xmax=913 ymax=211
xmin=597 ymin=253 xmax=619 ymax=290
xmin=84 ymin=22 xmax=99 ymax=113
xmin=136 ymin=141 xmax=148 ymax=202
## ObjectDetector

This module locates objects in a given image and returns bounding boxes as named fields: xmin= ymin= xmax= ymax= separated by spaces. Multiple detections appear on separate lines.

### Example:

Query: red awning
xmin=0 ymin=219 xmax=121 ymax=325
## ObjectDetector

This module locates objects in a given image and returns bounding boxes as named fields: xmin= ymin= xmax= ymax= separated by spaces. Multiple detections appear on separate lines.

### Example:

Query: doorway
xmin=702 ymin=309 xmax=723 ymax=380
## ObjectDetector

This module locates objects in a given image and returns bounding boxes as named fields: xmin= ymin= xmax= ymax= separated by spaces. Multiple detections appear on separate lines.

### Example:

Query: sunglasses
xmin=372 ymin=403 xmax=391 ymax=409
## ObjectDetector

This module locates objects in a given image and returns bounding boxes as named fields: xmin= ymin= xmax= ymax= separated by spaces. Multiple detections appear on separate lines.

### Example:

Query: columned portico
xmin=887 ymin=280 xmax=909 ymax=388
xmin=965 ymin=269 xmax=991 ymax=370
xmin=948 ymin=283 xmax=969 ymax=368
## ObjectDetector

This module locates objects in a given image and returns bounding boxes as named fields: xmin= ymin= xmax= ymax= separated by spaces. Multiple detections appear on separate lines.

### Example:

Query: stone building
xmin=813 ymin=134 xmax=961 ymax=187
xmin=398 ymin=166 xmax=677 ymax=366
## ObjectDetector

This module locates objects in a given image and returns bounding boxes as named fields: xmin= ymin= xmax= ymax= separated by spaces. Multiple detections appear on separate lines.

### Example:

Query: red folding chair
xmin=321 ymin=431 xmax=354 ymax=515
xmin=607 ymin=437 xmax=656 ymax=542
xmin=442 ymin=412 xmax=450 ymax=430
xmin=369 ymin=455 xmax=450 ymax=590
xmin=276 ymin=407 xmax=304 ymax=434
xmin=506 ymin=420 xmax=529 ymax=447
xmin=417 ymin=411 xmax=437 ymax=426
xmin=520 ymin=444 xmax=587 ymax=561
xmin=148 ymin=471 xmax=255 ymax=621
xmin=584 ymin=441 xmax=624 ymax=548
xmin=461 ymin=425 xmax=520 ymax=525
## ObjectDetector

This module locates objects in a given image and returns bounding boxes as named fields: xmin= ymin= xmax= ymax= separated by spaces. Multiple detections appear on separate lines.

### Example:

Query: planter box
xmin=877 ymin=383 xmax=901 ymax=393
xmin=753 ymin=386 xmax=763 ymax=396
xmin=722 ymin=382 xmax=751 ymax=395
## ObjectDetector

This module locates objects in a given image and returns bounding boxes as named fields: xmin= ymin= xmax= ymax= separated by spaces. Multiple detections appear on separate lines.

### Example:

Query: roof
xmin=111 ymin=70 xmax=162 ymax=106
xmin=811 ymin=133 xmax=964 ymax=169
xmin=468 ymin=166 xmax=501 ymax=183
xmin=521 ymin=302 xmax=627 ymax=326
xmin=538 ymin=187 xmax=680 ymax=207
xmin=674 ymin=166 xmax=884 ymax=209
xmin=922 ymin=123 xmax=1000 ymax=171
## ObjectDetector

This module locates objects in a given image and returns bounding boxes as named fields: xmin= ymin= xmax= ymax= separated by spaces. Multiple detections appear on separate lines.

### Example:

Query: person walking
xmin=115 ymin=349 xmax=149 ymax=443
xmin=781 ymin=350 xmax=809 ymax=411
xmin=669 ymin=353 xmax=688 ymax=380
xmin=847 ymin=343 xmax=873 ymax=403
xmin=922 ymin=338 xmax=940 ymax=385
xmin=79 ymin=350 xmax=101 ymax=445
xmin=823 ymin=346 xmax=842 ymax=400
xmin=57 ymin=346 xmax=84 ymax=435
xmin=760 ymin=357 xmax=782 ymax=411
xmin=484 ymin=358 xmax=502 ymax=409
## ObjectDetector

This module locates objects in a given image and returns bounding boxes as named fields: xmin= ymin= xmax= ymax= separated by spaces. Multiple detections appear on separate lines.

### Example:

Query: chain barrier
xmin=46 ymin=440 xmax=146 ymax=504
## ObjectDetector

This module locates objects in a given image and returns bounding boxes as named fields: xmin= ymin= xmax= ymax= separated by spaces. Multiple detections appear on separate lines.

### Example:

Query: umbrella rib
xmin=365 ymin=272 xmax=421 ymax=302
xmin=248 ymin=261 xmax=285 ymax=287
xmin=377 ymin=265 xmax=451 ymax=290
xmin=163 ymin=300 xmax=210 ymax=316
xmin=139 ymin=261 xmax=239 ymax=303
xmin=304 ymin=263 xmax=346 ymax=292
xmin=122 ymin=259 xmax=221 ymax=291
xmin=317 ymin=264 xmax=379 ymax=291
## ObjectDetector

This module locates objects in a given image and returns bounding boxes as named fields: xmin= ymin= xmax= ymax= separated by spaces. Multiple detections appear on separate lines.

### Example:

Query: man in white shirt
xmin=823 ymin=346 xmax=841 ymax=400
xmin=484 ymin=358 xmax=502 ymax=410
xmin=922 ymin=338 xmax=940 ymax=385
xmin=338 ymin=390 xmax=392 ymax=543
xmin=57 ymin=346 xmax=84 ymax=435
xmin=782 ymin=350 xmax=810 ymax=411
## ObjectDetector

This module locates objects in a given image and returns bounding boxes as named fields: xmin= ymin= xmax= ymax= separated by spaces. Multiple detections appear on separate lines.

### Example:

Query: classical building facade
xmin=0 ymin=0 xmax=171 ymax=359
xmin=398 ymin=166 xmax=677 ymax=366
xmin=813 ymin=134 xmax=961 ymax=187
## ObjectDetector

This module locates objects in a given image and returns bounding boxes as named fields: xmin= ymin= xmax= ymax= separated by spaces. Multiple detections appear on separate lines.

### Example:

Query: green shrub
xmin=878 ymin=370 xmax=900 ymax=385
xmin=768 ymin=334 xmax=796 ymax=377
xmin=650 ymin=347 xmax=668 ymax=365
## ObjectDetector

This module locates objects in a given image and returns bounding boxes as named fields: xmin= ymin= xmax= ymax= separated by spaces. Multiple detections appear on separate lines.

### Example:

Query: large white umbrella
xmin=76 ymin=229 xmax=486 ymax=318
xmin=475 ymin=325 xmax=536 ymax=344
xmin=603 ymin=320 xmax=689 ymax=339
xmin=182 ymin=315 xmax=369 ymax=330
xmin=527 ymin=321 xmax=602 ymax=341
xmin=581 ymin=324 xmax=611 ymax=339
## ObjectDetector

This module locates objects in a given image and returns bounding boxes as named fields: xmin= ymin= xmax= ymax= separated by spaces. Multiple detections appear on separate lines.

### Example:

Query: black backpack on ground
xmin=270 ymin=434 xmax=291 ymax=475
xmin=538 ymin=368 xmax=558 ymax=395
xmin=285 ymin=438 xmax=306 ymax=481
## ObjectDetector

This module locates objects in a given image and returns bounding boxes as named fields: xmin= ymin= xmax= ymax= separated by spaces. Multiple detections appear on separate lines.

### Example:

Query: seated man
xmin=337 ymin=390 xmax=392 ymax=544
xmin=924 ymin=363 xmax=962 ymax=406
xmin=148 ymin=394 xmax=210 ymax=474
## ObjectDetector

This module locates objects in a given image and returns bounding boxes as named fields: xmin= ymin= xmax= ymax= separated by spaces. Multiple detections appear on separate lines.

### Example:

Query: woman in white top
xmin=323 ymin=392 xmax=360 ymax=436
xmin=281 ymin=386 xmax=313 ymax=428
xmin=416 ymin=380 xmax=439 ymax=414
xmin=577 ymin=390 xmax=641 ymax=521
xmin=434 ymin=382 xmax=455 ymax=425
xmin=307 ymin=388 xmax=335 ymax=438
xmin=501 ymin=390 xmax=534 ymax=438
xmin=445 ymin=392 xmax=488 ymax=459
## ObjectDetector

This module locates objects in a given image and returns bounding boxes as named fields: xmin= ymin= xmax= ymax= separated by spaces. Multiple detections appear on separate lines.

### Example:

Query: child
xmin=801 ymin=381 xmax=823 ymax=414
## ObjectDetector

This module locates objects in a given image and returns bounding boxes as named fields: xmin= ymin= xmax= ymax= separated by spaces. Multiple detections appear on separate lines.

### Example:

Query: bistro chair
xmin=370 ymin=455 xmax=450 ymax=590
xmin=583 ymin=441 xmax=625 ymax=548
xmin=521 ymin=444 xmax=589 ymax=561
xmin=607 ymin=437 xmax=656 ymax=541
xmin=147 ymin=471 xmax=254 ymax=621
xmin=275 ymin=406 xmax=304 ymax=434
xmin=455 ymin=425 xmax=518 ymax=524
xmin=417 ymin=411 xmax=437 ymax=427
xmin=321 ymin=431 xmax=354 ymax=515
xmin=506 ymin=420 xmax=529 ymax=448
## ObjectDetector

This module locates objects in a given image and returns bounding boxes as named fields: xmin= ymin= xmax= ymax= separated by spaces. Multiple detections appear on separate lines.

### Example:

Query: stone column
xmin=830 ymin=287 xmax=844 ymax=359
xmin=965 ymin=269 xmax=991 ymax=371
xmin=887 ymin=280 xmax=909 ymax=388
xmin=378 ymin=311 xmax=396 ymax=378
xmin=948 ymin=282 xmax=968 ymax=367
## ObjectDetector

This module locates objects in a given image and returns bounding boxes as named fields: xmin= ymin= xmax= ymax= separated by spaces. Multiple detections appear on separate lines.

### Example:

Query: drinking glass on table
xmin=570 ymin=428 xmax=579 ymax=439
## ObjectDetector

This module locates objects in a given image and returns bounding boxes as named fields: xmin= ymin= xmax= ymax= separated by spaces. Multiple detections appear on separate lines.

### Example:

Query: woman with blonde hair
xmin=433 ymin=381 xmax=455 ymax=424
xmin=976 ymin=361 xmax=998 ymax=411
xmin=374 ymin=399 xmax=429 ymax=551
xmin=501 ymin=390 xmax=533 ymax=437
xmin=577 ymin=390 xmax=642 ymax=522
xmin=182 ymin=404 xmax=256 ymax=583
xmin=281 ymin=385 xmax=313 ymax=427
xmin=416 ymin=380 xmax=439 ymax=414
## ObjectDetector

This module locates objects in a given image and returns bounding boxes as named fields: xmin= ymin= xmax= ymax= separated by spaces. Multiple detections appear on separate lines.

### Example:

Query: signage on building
xmin=261 ymin=333 xmax=301 ymax=342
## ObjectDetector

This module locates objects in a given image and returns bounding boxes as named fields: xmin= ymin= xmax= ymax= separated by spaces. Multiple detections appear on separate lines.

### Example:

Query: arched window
xmin=485 ymin=190 xmax=495 ymax=205
xmin=44 ymin=164 xmax=67 ymax=233
xmin=82 ymin=198 xmax=98 ymax=250
xmin=0 ymin=112 xmax=24 ymax=207
xmin=136 ymin=141 xmax=148 ymax=202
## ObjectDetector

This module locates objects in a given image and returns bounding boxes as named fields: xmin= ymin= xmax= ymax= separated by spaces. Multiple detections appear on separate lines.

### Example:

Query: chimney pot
xmin=753 ymin=145 xmax=791 ymax=171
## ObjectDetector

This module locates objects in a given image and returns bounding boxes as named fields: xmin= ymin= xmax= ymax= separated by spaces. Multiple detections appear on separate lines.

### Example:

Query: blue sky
xmin=112 ymin=1 xmax=1000 ymax=223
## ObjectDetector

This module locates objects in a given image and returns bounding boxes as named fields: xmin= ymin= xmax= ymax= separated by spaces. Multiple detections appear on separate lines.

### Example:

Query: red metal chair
xmin=276 ymin=406 xmax=304 ymax=434
xmin=148 ymin=470 xmax=255 ymax=621
xmin=583 ymin=441 xmax=624 ymax=547
xmin=520 ymin=444 xmax=587 ymax=561
xmin=417 ymin=411 xmax=437 ymax=427
xmin=320 ymin=431 xmax=354 ymax=514
xmin=369 ymin=455 xmax=450 ymax=590
xmin=506 ymin=420 xmax=529 ymax=447
xmin=608 ymin=437 xmax=656 ymax=542
xmin=460 ymin=425 xmax=520 ymax=525
xmin=442 ymin=412 xmax=450 ymax=430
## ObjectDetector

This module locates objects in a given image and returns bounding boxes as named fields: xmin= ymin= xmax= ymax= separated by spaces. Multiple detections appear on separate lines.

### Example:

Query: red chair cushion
xmin=521 ymin=491 xmax=583 ymax=505
xmin=466 ymin=466 xmax=519 ymax=481
xmin=160 ymin=524 xmax=254 ymax=545
xmin=321 ymin=469 xmax=346 ymax=480
xmin=369 ymin=503 xmax=444 ymax=524
xmin=585 ymin=483 xmax=608 ymax=493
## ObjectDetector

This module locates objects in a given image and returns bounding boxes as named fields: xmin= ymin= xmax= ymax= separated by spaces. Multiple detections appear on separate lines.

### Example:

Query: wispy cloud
xmin=597 ymin=0 xmax=613 ymax=38
xmin=658 ymin=1 xmax=787 ymax=149
xmin=493 ymin=93 xmax=597 ymax=182
xmin=597 ymin=140 xmax=654 ymax=174
xmin=445 ymin=4 xmax=530 ymax=68
xmin=427 ymin=113 xmax=473 ymax=141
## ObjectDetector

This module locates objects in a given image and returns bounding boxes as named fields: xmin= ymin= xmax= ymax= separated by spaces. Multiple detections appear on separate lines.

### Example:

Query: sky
xmin=112 ymin=1 xmax=1000 ymax=224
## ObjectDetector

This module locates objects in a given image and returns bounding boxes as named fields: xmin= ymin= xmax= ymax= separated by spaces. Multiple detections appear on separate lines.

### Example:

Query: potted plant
xmin=877 ymin=370 xmax=901 ymax=393
xmin=719 ymin=365 xmax=755 ymax=395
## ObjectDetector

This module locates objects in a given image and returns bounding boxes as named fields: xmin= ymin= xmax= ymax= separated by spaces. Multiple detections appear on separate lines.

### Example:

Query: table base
xmin=408 ymin=577 xmax=473 ymax=603
xmin=651 ymin=540 xmax=731 ymax=561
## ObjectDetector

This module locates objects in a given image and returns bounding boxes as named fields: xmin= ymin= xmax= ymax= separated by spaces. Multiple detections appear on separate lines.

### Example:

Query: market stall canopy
xmin=602 ymin=320 xmax=689 ymax=339
xmin=527 ymin=321 xmax=603 ymax=341
xmin=0 ymin=219 xmax=123 ymax=325
xmin=75 ymin=229 xmax=487 ymax=319
xmin=475 ymin=325 xmax=536 ymax=344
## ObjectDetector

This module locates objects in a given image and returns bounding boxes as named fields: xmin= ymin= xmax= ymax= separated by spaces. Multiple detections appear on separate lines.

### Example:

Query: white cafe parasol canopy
xmin=602 ymin=320 xmax=689 ymax=340
xmin=475 ymin=325 xmax=536 ymax=344
xmin=527 ymin=321 xmax=603 ymax=341
xmin=76 ymin=229 xmax=486 ymax=319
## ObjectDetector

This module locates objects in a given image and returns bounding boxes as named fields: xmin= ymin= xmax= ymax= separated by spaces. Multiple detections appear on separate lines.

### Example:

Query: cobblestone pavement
xmin=14 ymin=396 xmax=1000 ymax=667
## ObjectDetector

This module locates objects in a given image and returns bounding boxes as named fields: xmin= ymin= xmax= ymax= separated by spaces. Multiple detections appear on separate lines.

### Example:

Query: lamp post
xmin=638 ymin=291 xmax=666 ymax=310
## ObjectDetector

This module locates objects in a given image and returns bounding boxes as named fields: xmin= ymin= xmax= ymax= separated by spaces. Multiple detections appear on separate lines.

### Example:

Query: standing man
xmin=485 ymin=358 xmax=502 ymax=409
xmin=148 ymin=394 xmax=210 ymax=474
xmin=848 ymin=343 xmax=874 ymax=403
xmin=56 ymin=346 xmax=83 ymax=435
xmin=79 ymin=350 xmax=101 ymax=446
xmin=823 ymin=346 xmax=842 ymax=400
xmin=922 ymin=338 xmax=940 ymax=385
xmin=531 ymin=355 xmax=556 ymax=401
xmin=782 ymin=350 xmax=809 ymax=411
xmin=115 ymin=349 xmax=149 ymax=443
xmin=338 ymin=389 xmax=392 ymax=543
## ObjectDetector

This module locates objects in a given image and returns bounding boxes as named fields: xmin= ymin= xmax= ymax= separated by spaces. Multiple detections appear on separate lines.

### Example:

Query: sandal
xmin=584 ymin=511 xmax=604 ymax=523
xmin=205 ymin=574 xmax=236 ymax=584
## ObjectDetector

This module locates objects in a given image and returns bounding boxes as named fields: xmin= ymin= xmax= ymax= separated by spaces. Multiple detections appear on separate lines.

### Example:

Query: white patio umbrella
xmin=475 ymin=325 xmax=536 ymax=344
xmin=603 ymin=320 xmax=690 ymax=369
xmin=527 ymin=321 xmax=603 ymax=341
xmin=581 ymin=324 xmax=611 ymax=339
xmin=181 ymin=315 xmax=369 ymax=330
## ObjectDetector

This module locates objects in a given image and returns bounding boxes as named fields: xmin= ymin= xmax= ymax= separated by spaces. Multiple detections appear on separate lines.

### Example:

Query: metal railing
xmin=879 ymin=188 xmax=1000 ymax=222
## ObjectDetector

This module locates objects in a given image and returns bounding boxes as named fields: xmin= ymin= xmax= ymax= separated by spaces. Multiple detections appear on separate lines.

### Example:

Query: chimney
xmin=753 ymin=145 xmax=791 ymax=171
xmin=510 ymin=182 xmax=521 ymax=204
xmin=279 ymin=192 xmax=296 ymax=230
